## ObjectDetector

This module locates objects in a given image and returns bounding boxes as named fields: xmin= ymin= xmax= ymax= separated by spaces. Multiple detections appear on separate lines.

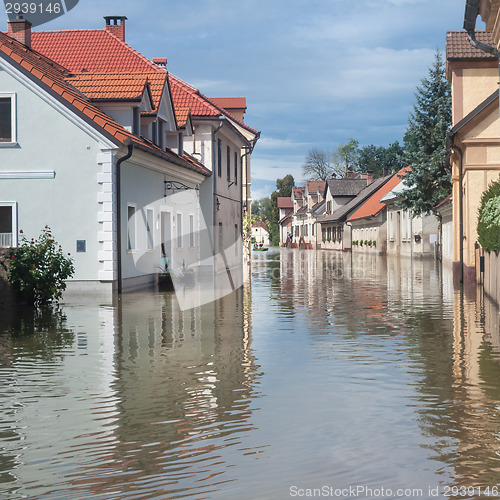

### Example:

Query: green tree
xmin=400 ymin=50 xmax=452 ymax=215
xmin=333 ymin=138 xmax=360 ymax=176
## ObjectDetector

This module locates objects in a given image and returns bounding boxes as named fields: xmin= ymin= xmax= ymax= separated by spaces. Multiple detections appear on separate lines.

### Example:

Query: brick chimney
xmin=7 ymin=14 xmax=32 ymax=47
xmin=104 ymin=16 xmax=127 ymax=42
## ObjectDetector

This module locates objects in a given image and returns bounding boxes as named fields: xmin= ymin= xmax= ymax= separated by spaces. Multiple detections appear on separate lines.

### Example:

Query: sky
xmin=13 ymin=0 xmax=479 ymax=199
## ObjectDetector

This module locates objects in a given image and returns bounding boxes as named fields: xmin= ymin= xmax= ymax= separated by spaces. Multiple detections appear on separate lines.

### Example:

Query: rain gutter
xmin=463 ymin=0 xmax=500 ymax=57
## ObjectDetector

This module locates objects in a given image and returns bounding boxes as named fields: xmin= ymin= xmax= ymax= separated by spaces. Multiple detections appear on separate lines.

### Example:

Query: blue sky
xmin=24 ymin=0 xmax=476 ymax=199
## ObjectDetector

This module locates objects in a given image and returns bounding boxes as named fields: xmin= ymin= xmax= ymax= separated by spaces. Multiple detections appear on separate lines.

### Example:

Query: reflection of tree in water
xmin=2 ymin=306 xmax=74 ymax=361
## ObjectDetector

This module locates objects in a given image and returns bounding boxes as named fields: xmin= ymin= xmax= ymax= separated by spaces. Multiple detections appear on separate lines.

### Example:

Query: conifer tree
xmin=400 ymin=50 xmax=452 ymax=215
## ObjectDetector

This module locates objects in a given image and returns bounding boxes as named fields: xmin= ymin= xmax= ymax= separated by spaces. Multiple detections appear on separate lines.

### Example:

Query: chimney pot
xmin=104 ymin=15 xmax=127 ymax=42
xmin=153 ymin=57 xmax=167 ymax=68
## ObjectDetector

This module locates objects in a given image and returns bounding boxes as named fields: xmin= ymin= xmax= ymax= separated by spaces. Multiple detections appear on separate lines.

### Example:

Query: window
xmin=217 ymin=139 xmax=222 ymax=177
xmin=146 ymin=209 xmax=154 ymax=250
xmin=189 ymin=214 xmax=195 ymax=247
xmin=227 ymin=145 xmax=231 ymax=180
xmin=234 ymin=152 xmax=238 ymax=185
xmin=0 ymin=94 xmax=16 ymax=145
xmin=389 ymin=211 xmax=394 ymax=240
xmin=0 ymin=202 xmax=17 ymax=247
xmin=127 ymin=204 xmax=136 ymax=250
xmin=177 ymin=213 xmax=183 ymax=248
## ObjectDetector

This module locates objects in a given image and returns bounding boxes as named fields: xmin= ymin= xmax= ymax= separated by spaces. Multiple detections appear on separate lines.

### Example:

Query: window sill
xmin=0 ymin=142 xmax=18 ymax=148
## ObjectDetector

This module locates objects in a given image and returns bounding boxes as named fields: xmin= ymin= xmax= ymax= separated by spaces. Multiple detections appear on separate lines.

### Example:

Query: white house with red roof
xmin=290 ymin=181 xmax=325 ymax=249
xmin=0 ymin=15 xmax=259 ymax=294
xmin=277 ymin=197 xmax=293 ymax=246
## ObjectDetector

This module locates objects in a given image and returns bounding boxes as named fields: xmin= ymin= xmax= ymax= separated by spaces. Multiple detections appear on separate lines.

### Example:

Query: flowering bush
xmin=9 ymin=226 xmax=74 ymax=306
xmin=477 ymin=179 xmax=500 ymax=253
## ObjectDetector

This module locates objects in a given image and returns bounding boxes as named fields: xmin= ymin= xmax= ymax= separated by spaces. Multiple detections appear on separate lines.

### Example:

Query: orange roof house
xmin=348 ymin=169 xmax=409 ymax=222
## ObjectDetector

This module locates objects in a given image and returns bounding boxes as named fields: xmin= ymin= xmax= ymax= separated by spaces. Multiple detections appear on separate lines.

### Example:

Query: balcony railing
xmin=0 ymin=233 xmax=12 ymax=247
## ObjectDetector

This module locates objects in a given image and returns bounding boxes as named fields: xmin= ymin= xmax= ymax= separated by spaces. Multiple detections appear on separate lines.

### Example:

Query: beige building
xmin=446 ymin=30 xmax=500 ymax=286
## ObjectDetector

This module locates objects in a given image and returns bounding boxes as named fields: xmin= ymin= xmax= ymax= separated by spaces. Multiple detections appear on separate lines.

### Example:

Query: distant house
xmin=348 ymin=170 xmax=409 ymax=255
xmin=381 ymin=180 xmax=439 ymax=258
xmin=319 ymin=177 xmax=368 ymax=250
xmin=277 ymin=197 xmax=293 ymax=246
xmin=291 ymin=181 xmax=325 ymax=249
xmin=252 ymin=220 xmax=270 ymax=246
xmin=320 ymin=176 xmax=391 ymax=252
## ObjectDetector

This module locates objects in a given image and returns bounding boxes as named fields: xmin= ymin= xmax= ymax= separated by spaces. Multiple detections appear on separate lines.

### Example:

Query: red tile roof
xmin=32 ymin=29 xmax=157 ymax=72
xmin=348 ymin=169 xmax=409 ymax=221
xmin=66 ymin=72 xmax=162 ymax=103
xmin=0 ymin=31 xmax=210 ymax=177
xmin=209 ymin=97 xmax=247 ymax=110
xmin=446 ymin=31 xmax=497 ymax=60
xmin=277 ymin=197 xmax=293 ymax=209
xmin=293 ymin=187 xmax=305 ymax=199
xmin=307 ymin=180 xmax=326 ymax=194
xmin=31 ymin=28 xmax=259 ymax=136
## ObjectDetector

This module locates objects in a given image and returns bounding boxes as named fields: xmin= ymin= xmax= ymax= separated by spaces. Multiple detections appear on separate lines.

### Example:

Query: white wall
xmin=0 ymin=67 xmax=105 ymax=281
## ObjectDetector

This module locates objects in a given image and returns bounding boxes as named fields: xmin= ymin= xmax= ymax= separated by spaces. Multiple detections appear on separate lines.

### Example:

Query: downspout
xmin=212 ymin=121 xmax=224 ymax=241
xmin=116 ymin=140 xmax=134 ymax=294
xmin=448 ymin=133 xmax=464 ymax=284
xmin=241 ymin=138 xmax=257 ymax=251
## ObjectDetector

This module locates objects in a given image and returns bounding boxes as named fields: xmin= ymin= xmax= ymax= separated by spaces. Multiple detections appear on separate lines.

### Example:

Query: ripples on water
xmin=1 ymin=249 xmax=500 ymax=499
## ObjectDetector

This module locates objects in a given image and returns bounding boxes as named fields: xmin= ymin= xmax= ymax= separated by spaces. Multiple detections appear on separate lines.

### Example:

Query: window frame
xmin=146 ymin=208 xmax=154 ymax=251
xmin=127 ymin=203 xmax=137 ymax=251
xmin=0 ymin=202 xmax=18 ymax=247
xmin=217 ymin=138 xmax=222 ymax=177
xmin=0 ymin=93 xmax=17 ymax=147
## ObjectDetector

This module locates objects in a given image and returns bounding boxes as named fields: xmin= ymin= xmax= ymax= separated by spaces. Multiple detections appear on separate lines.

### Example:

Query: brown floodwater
xmin=1 ymin=249 xmax=500 ymax=499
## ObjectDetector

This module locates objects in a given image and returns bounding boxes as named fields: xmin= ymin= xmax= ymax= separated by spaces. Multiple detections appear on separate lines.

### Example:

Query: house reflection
xmin=85 ymin=285 xmax=261 ymax=496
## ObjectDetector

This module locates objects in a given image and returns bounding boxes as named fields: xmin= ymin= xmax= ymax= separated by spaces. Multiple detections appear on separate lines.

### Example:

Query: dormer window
xmin=0 ymin=93 xmax=16 ymax=145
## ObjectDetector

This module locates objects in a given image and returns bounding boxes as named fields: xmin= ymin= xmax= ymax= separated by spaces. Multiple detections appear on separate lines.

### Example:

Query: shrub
xmin=352 ymin=240 xmax=358 ymax=246
xmin=477 ymin=178 xmax=500 ymax=253
xmin=368 ymin=240 xmax=373 ymax=247
xmin=9 ymin=226 xmax=75 ymax=306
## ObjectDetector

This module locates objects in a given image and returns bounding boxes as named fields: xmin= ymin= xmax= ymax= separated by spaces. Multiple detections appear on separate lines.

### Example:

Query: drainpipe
xmin=241 ymin=138 xmax=257 ymax=253
xmin=116 ymin=140 xmax=134 ymax=294
xmin=448 ymin=133 xmax=464 ymax=284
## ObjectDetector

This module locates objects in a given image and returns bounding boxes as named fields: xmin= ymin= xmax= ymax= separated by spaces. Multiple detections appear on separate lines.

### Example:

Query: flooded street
xmin=2 ymin=249 xmax=500 ymax=499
